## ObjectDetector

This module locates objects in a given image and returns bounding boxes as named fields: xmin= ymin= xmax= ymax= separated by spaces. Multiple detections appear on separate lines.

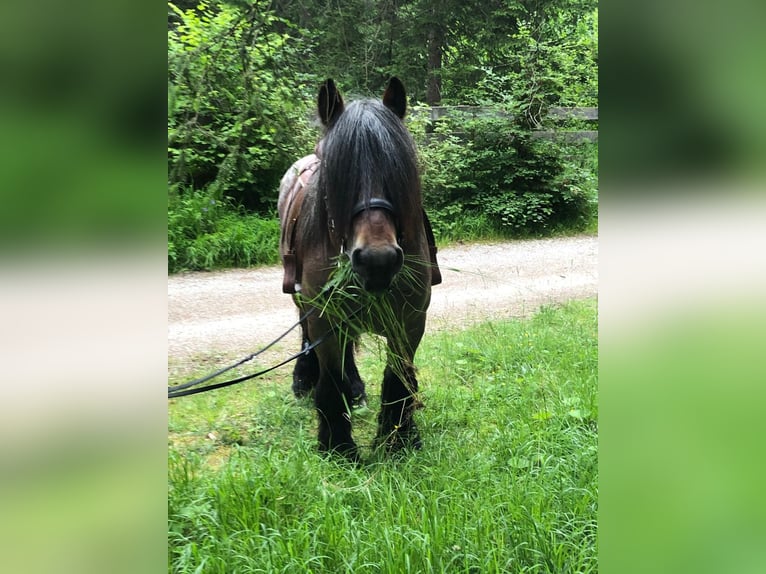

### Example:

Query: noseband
xmin=335 ymin=198 xmax=398 ymax=254
xmin=350 ymin=197 xmax=396 ymax=219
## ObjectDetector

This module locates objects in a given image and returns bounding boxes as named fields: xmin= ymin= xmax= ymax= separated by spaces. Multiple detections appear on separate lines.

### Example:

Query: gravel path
xmin=168 ymin=235 xmax=597 ymax=378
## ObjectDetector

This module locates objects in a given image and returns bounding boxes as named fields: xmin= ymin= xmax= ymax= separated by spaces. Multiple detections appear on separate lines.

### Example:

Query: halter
xmin=346 ymin=198 xmax=399 ymax=252
xmin=329 ymin=197 xmax=399 ymax=255
xmin=347 ymin=197 xmax=441 ymax=284
xmin=350 ymin=197 xmax=397 ymax=219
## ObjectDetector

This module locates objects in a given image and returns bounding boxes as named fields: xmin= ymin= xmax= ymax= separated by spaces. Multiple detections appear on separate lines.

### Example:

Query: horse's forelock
xmin=318 ymin=100 xmax=421 ymax=240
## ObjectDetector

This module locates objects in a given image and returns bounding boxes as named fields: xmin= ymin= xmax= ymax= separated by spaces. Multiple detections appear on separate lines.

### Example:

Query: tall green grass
xmin=168 ymin=189 xmax=280 ymax=273
xmin=168 ymin=299 xmax=597 ymax=573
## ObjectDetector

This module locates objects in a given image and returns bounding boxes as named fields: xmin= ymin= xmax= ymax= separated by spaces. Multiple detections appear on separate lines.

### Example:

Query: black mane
xmin=316 ymin=99 xmax=422 ymax=243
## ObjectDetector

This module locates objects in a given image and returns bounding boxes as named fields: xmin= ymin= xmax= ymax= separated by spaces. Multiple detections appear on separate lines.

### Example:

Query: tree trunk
xmin=426 ymin=24 xmax=443 ymax=105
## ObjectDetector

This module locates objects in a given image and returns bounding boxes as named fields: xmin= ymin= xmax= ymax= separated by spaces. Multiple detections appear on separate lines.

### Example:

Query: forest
xmin=168 ymin=0 xmax=598 ymax=272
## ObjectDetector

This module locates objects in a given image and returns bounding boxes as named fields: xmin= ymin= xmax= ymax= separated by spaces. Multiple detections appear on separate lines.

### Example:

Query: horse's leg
xmin=344 ymin=339 xmax=367 ymax=407
xmin=292 ymin=336 xmax=319 ymax=398
xmin=293 ymin=317 xmax=366 ymax=405
xmin=292 ymin=320 xmax=319 ymax=398
xmin=314 ymin=337 xmax=359 ymax=461
xmin=375 ymin=325 xmax=424 ymax=452
xmin=375 ymin=362 xmax=422 ymax=451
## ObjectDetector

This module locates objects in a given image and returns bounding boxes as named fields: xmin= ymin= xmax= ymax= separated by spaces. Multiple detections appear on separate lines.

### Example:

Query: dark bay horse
xmin=278 ymin=77 xmax=438 ymax=460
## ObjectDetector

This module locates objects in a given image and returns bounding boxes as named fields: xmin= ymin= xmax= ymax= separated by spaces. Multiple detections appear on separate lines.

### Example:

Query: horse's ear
xmin=382 ymin=76 xmax=406 ymax=119
xmin=318 ymin=79 xmax=344 ymax=126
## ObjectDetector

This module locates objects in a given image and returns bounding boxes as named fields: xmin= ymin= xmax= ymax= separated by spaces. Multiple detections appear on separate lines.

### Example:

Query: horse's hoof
xmin=375 ymin=426 xmax=422 ymax=454
xmin=352 ymin=393 xmax=368 ymax=409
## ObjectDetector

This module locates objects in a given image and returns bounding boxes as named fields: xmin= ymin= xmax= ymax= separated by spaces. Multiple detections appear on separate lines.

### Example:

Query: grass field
xmin=168 ymin=298 xmax=597 ymax=573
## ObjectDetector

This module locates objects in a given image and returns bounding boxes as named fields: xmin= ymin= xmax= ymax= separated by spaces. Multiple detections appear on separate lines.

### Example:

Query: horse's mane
xmin=308 ymin=99 xmax=422 ymax=247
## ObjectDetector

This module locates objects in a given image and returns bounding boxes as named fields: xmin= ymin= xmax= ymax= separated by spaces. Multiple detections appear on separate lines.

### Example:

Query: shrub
xmin=411 ymin=110 xmax=597 ymax=238
xmin=168 ymin=1 xmax=317 ymax=214
xmin=168 ymin=186 xmax=279 ymax=272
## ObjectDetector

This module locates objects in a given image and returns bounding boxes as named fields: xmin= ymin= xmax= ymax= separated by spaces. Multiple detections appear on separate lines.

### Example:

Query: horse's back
xmin=279 ymin=154 xmax=321 ymax=294
xmin=278 ymin=154 xmax=320 ymax=225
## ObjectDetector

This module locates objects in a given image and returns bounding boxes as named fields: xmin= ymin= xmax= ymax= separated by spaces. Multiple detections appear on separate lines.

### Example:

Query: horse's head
xmin=316 ymin=77 xmax=419 ymax=293
xmin=346 ymin=197 xmax=403 ymax=293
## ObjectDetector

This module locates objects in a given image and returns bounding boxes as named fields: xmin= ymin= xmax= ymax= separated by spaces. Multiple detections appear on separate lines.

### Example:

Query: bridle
xmin=350 ymin=197 xmax=396 ymax=219
xmin=330 ymin=196 xmax=401 ymax=254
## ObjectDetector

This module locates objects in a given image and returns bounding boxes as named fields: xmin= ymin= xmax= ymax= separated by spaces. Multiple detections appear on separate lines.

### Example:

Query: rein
xmin=168 ymin=307 xmax=319 ymax=399
xmin=168 ymin=335 xmax=327 ymax=399
xmin=168 ymin=281 xmax=361 ymax=399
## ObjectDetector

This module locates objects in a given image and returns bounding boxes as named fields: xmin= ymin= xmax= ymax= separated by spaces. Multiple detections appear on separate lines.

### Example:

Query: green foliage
xmin=411 ymin=110 xmax=598 ymax=239
xmin=454 ymin=6 xmax=597 ymax=108
xmin=168 ymin=1 xmax=318 ymax=213
xmin=168 ymin=299 xmax=598 ymax=573
xmin=429 ymin=3 xmax=598 ymax=110
xmin=168 ymin=186 xmax=279 ymax=272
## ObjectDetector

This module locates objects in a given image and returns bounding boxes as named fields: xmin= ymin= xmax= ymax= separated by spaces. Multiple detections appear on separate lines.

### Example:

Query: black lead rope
xmin=168 ymin=283 xmax=347 ymax=400
xmin=167 ymin=307 xmax=316 ymax=396
xmin=168 ymin=332 xmax=327 ymax=399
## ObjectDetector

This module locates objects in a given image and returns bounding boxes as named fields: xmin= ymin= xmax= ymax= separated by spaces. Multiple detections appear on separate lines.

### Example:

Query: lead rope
xmin=167 ymin=307 xmax=317 ymax=398
xmin=168 ymin=330 xmax=327 ymax=399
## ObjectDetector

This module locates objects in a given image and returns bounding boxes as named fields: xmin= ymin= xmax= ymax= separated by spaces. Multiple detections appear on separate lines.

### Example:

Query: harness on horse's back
xmin=281 ymin=156 xmax=319 ymax=294
xmin=281 ymin=158 xmax=442 ymax=294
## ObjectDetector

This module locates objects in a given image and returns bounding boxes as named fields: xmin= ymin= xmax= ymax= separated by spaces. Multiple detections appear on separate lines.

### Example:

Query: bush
xmin=168 ymin=187 xmax=279 ymax=272
xmin=411 ymin=110 xmax=597 ymax=239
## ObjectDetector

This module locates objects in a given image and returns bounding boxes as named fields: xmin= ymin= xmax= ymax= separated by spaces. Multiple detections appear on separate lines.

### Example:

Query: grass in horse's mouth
xmin=294 ymin=255 xmax=426 ymax=383
xmin=296 ymin=255 xmax=408 ymax=334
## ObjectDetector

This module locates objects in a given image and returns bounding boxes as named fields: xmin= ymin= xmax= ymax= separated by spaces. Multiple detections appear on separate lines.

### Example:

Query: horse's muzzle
xmin=351 ymin=244 xmax=404 ymax=293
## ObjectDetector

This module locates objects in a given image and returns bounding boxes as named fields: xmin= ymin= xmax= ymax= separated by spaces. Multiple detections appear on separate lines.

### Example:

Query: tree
xmin=168 ymin=0 xmax=316 ymax=211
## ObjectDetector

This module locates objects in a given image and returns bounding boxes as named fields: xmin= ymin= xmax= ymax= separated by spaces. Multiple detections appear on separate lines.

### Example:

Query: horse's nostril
xmin=351 ymin=248 xmax=366 ymax=270
xmin=394 ymin=247 xmax=404 ymax=273
xmin=351 ymin=245 xmax=403 ymax=292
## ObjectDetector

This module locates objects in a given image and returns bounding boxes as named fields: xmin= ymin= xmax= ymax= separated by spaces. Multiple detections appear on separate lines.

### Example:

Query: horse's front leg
xmin=375 ymin=327 xmax=424 ymax=452
xmin=314 ymin=336 xmax=359 ymax=461
xmin=375 ymin=361 xmax=422 ymax=452
xmin=293 ymin=307 xmax=365 ymax=404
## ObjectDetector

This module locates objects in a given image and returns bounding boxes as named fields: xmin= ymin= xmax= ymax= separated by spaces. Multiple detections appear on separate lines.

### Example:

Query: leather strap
xmin=282 ymin=158 xmax=319 ymax=294
xmin=351 ymin=197 xmax=396 ymax=219
xmin=422 ymin=209 xmax=442 ymax=285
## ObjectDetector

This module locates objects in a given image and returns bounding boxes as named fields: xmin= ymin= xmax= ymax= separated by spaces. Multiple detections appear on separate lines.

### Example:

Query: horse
xmin=277 ymin=77 xmax=440 ymax=461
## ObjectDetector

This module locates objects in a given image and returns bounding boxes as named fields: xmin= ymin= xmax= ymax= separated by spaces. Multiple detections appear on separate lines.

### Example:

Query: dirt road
xmin=168 ymin=235 xmax=597 ymax=378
